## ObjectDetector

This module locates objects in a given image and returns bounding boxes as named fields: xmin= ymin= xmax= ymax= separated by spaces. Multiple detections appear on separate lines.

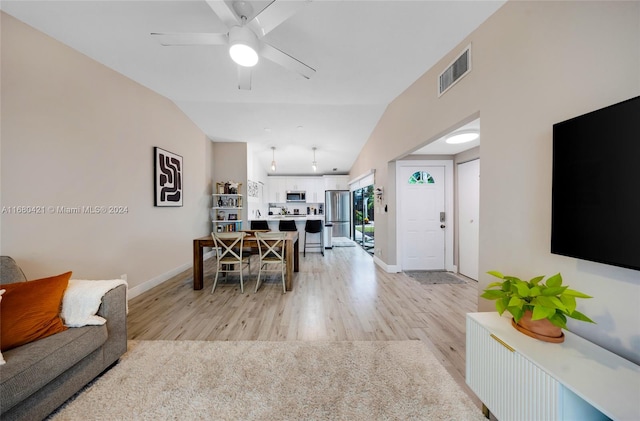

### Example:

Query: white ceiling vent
xmin=438 ymin=44 xmax=471 ymax=97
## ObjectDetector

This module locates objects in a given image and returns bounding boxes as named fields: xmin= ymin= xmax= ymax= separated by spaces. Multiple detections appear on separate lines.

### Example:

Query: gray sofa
xmin=0 ymin=256 xmax=127 ymax=421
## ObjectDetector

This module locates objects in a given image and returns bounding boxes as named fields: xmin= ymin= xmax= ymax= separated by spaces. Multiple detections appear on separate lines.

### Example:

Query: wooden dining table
xmin=192 ymin=231 xmax=299 ymax=291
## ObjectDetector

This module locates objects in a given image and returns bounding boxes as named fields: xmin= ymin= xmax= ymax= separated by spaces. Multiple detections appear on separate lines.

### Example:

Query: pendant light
xmin=311 ymin=147 xmax=317 ymax=172
xmin=270 ymin=147 xmax=277 ymax=172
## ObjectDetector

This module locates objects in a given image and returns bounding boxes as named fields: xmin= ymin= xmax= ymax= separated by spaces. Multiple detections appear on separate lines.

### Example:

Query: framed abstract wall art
xmin=154 ymin=147 xmax=183 ymax=207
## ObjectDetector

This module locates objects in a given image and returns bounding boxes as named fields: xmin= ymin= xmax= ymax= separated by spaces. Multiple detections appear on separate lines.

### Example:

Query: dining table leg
xmin=193 ymin=238 xmax=204 ymax=290
xmin=285 ymin=238 xmax=293 ymax=291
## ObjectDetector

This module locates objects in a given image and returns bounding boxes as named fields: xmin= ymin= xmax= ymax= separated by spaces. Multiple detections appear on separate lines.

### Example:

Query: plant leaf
xmin=569 ymin=310 xmax=596 ymax=323
xmin=496 ymin=297 xmax=509 ymax=315
xmin=560 ymin=295 xmax=577 ymax=314
xmin=549 ymin=312 xmax=568 ymax=329
xmin=508 ymin=306 xmax=524 ymax=323
xmin=541 ymin=286 xmax=568 ymax=296
xmin=532 ymin=305 xmax=556 ymax=320
xmin=563 ymin=289 xmax=593 ymax=299
xmin=529 ymin=286 xmax=541 ymax=297
xmin=487 ymin=270 xmax=504 ymax=279
xmin=486 ymin=282 xmax=504 ymax=289
xmin=508 ymin=297 xmax=524 ymax=308
xmin=529 ymin=275 xmax=545 ymax=286
xmin=534 ymin=296 xmax=567 ymax=312
xmin=546 ymin=273 xmax=563 ymax=287
xmin=514 ymin=281 xmax=530 ymax=297
xmin=481 ymin=290 xmax=504 ymax=300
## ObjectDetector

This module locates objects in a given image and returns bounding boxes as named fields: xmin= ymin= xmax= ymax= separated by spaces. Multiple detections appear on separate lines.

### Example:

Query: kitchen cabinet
xmin=268 ymin=176 xmax=325 ymax=203
xmin=268 ymin=177 xmax=287 ymax=203
xmin=323 ymin=175 xmax=349 ymax=191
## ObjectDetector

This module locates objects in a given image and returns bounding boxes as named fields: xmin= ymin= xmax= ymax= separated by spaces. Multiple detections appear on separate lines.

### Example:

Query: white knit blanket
xmin=61 ymin=279 xmax=128 ymax=328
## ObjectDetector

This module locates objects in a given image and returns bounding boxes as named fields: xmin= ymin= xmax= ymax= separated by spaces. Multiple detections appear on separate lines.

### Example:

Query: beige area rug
xmin=49 ymin=340 xmax=484 ymax=421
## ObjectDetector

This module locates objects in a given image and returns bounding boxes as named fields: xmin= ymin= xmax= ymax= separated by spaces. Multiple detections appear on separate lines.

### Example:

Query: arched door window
xmin=408 ymin=171 xmax=435 ymax=184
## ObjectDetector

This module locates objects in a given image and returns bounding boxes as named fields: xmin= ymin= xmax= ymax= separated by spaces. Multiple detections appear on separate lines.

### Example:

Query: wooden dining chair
xmin=211 ymin=231 xmax=251 ymax=293
xmin=254 ymin=231 xmax=287 ymax=294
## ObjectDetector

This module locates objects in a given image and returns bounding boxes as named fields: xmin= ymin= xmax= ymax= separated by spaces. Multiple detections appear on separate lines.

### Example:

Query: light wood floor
xmin=127 ymin=245 xmax=480 ymax=406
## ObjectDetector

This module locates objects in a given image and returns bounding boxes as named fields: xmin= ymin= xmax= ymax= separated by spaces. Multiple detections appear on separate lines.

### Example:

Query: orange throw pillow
xmin=1 ymin=271 xmax=72 ymax=351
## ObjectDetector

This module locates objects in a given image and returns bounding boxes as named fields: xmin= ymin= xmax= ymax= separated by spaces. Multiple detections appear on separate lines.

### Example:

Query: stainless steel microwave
xmin=286 ymin=191 xmax=306 ymax=202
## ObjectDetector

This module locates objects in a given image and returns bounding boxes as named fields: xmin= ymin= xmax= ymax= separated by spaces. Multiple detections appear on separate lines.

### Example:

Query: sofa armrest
xmin=96 ymin=284 xmax=127 ymax=365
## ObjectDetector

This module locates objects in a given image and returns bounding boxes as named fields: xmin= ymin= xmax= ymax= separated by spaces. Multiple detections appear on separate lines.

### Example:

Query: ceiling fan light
xmin=445 ymin=130 xmax=479 ymax=144
xmin=228 ymin=26 xmax=259 ymax=67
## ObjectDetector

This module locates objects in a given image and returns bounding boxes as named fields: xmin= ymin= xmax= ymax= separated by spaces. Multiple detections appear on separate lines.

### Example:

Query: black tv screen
xmin=551 ymin=96 xmax=640 ymax=271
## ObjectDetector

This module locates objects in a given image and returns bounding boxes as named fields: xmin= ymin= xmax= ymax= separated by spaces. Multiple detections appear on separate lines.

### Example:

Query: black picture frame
xmin=154 ymin=147 xmax=183 ymax=207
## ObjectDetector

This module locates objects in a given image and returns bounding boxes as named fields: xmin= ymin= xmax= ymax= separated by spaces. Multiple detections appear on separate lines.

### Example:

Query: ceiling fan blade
xmin=238 ymin=66 xmax=252 ymax=90
xmin=151 ymin=32 xmax=227 ymax=46
xmin=261 ymin=43 xmax=316 ymax=80
xmin=206 ymin=0 xmax=240 ymax=28
xmin=247 ymin=1 xmax=306 ymax=37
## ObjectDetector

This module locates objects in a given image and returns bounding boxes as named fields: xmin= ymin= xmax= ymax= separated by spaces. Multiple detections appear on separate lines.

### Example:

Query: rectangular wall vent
xmin=438 ymin=45 xmax=471 ymax=97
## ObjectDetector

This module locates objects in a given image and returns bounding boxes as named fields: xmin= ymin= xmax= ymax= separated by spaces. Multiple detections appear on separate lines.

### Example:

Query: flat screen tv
xmin=551 ymin=96 xmax=640 ymax=271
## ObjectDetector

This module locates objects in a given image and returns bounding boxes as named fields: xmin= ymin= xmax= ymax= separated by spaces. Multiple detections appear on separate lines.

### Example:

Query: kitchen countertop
xmin=260 ymin=215 xmax=324 ymax=220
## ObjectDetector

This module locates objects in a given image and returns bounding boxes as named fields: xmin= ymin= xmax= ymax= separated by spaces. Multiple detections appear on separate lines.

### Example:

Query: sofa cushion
xmin=0 ymin=256 xmax=27 ymax=284
xmin=0 ymin=324 xmax=108 ymax=413
xmin=1 ymin=272 xmax=72 ymax=351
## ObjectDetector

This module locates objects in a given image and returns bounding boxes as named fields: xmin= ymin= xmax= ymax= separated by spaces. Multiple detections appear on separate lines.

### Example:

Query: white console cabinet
xmin=466 ymin=312 xmax=639 ymax=421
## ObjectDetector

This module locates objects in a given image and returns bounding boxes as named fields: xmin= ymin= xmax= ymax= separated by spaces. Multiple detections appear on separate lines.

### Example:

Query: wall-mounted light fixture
xmin=375 ymin=186 xmax=384 ymax=202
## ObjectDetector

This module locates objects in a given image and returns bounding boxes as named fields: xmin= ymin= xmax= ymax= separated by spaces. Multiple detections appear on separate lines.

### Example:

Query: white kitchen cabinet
xmin=307 ymin=177 xmax=324 ymax=203
xmin=268 ymin=176 xmax=326 ymax=203
xmin=268 ymin=177 xmax=287 ymax=203
xmin=323 ymin=175 xmax=349 ymax=191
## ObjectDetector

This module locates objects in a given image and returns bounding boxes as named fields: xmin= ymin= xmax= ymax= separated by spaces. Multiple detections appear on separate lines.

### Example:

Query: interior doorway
xmin=396 ymin=160 xmax=454 ymax=271
xmin=353 ymin=185 xmax=375 ymax=254
xmin=457 ymin=159 xmax=480 ymax=280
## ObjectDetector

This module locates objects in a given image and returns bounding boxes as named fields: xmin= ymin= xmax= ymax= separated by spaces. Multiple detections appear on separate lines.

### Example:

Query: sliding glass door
xmin=352 ymin=185 xmax=375 ymax=254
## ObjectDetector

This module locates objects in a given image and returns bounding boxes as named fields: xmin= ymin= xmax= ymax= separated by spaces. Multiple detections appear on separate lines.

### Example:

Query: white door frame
xmin=396 ymin=159 xmax=455 ymax=272
xmin=457 ymin=158 xmax=480 ymax=280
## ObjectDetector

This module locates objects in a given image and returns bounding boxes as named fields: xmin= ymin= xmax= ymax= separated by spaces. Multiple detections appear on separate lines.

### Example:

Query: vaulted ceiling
xmin=1 ymin=1 xmax=504 ymax=174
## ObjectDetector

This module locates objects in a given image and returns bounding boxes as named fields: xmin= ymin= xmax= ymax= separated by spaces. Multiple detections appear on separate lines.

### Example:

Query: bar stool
xmin=304 ymin=219 xmax=324 ymax=256
xmin=278 ymin=220 xmax=297 ymax=232
xmin=250 ymin=220 xmax=270 ymax=231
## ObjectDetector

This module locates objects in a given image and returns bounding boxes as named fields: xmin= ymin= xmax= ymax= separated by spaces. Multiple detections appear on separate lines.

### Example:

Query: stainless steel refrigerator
xmin=325 ymin=190 xmax=351 ymax=239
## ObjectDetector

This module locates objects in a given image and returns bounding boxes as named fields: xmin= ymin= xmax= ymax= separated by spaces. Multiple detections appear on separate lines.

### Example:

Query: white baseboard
xmin=128 ymin=251 xmax=215 ymax=300
xmin=373 ymin=255 xmax=401 ymax=273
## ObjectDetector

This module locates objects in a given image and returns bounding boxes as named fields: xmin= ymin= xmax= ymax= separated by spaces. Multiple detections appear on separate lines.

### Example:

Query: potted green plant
xmin=481 ymin=271 xmax=595 ymax=343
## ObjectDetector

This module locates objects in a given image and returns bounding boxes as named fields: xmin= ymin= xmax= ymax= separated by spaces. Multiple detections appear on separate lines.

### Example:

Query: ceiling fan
xmin=151 ymin=0 xmax=316 ymax=90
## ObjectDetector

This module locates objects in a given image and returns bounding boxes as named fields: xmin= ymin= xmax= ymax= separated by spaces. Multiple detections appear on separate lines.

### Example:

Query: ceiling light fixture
xmin=312 ymin=147 xmax=317 ymax=172
xmin=270 ymin=147 xmax=277 ymax=172
xmin=445 ymin=129 xmax=480 ymax=144
xmin=228 ymin=24 xmax=259 ymax=67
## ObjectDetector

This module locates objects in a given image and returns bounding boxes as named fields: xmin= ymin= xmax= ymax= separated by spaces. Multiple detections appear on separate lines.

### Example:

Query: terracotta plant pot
xmin=512 ymin=310 xmax=565 ymax=343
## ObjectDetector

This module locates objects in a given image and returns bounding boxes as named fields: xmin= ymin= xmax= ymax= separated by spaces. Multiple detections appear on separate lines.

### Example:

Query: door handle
xmin=440 ymin=224 xmax=446 ymax=229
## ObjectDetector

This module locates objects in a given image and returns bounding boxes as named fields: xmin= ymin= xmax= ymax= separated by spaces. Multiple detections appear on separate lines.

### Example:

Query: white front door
xmin=400 ymin=165 xmax=446 ymax=270
xmin=458 ymin=159 xmax=480 ymax=280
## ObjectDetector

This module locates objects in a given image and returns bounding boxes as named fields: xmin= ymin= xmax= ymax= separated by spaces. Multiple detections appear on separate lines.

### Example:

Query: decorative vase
xmin=511 ymin=310 xmax=565 ymax=343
